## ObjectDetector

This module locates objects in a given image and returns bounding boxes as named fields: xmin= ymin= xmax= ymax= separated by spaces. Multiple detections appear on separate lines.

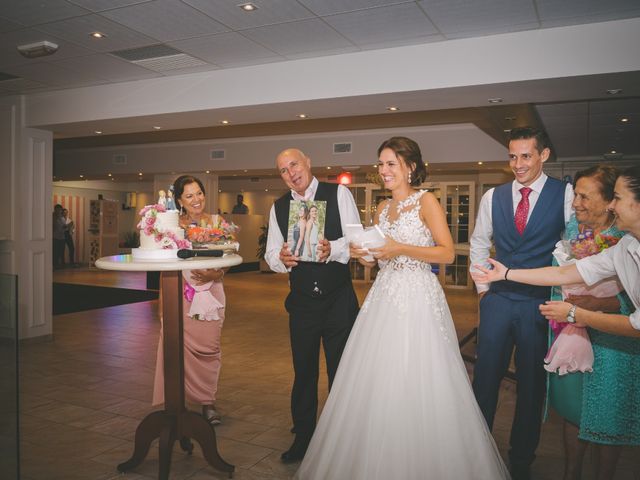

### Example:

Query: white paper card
xmin=345 ymin=224 xmax=386 ymax=262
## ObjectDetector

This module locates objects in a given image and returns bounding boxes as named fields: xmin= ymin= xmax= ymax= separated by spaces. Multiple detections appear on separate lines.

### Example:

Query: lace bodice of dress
xmin=377 ymin=190 xmax=434 ymax=272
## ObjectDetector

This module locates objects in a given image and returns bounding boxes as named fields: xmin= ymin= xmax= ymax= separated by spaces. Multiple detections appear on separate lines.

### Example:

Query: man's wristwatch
xmin=566 ymin=304 xmax=577 ymax=324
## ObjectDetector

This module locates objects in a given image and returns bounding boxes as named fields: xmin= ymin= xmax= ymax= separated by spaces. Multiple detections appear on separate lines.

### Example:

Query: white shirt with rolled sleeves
xmin=470 ymin=173 xmax=574 ymax=293
xmin=576 ymin=234 xmax=640 ymax=330
xmin=265 ymin=177 xmax=361 ymax=273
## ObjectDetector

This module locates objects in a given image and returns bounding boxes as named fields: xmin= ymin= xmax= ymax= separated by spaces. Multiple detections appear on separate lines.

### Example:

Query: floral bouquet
xmin=137 ymin=204 xmax=192 ymax=249
xmin=553 ymin=230 xmax=622 ymax=300
xmin=546 ymin=229 xmax=622 ymax=375
xmin=185 ymin=215 xmax=239 ymax=248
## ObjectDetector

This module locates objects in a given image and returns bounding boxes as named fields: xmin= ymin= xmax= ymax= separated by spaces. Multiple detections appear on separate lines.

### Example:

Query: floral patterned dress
xmin=547 ymin=215 xmax=640 ymax=445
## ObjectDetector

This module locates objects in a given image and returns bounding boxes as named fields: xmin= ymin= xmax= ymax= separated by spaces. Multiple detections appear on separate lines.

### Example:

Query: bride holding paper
xmin=295 ymin=137 xmax=509 ymax=479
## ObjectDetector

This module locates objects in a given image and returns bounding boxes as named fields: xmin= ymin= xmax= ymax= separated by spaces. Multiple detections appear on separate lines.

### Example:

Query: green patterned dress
xmin=547 ymin=215 xmax=640 ymax=445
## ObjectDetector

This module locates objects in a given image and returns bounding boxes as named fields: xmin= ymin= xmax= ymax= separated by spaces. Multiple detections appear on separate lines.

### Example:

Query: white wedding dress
xmin=295 ymin=191 xmax=510 ymax=480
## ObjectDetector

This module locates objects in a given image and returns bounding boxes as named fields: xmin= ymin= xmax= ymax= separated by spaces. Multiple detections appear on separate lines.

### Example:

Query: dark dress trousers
xmin=274 ymin=182 xmax=359 ymax=438
xmin=472 ymin=177 xmax=566 ymax=469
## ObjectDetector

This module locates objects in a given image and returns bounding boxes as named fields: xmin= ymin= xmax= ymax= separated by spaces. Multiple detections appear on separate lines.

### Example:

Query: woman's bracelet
xmin=504 ymin=268 xmax=511 ymax=281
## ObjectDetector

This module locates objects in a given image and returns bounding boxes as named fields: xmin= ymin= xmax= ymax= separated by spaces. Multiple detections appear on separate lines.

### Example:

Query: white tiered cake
xmin=131 ymin=204 xmax=191 ymax=260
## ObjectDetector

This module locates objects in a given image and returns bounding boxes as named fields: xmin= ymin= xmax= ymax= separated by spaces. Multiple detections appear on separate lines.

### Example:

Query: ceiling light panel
xmin=0 ymin=0 xmax=90 ymax=26
xmin=241 ymin=18 xmax=353 ymax=56
xmin=168 ymin=31 xmax=283 ymax=68
xmin=100 ymin=0 xmax=229 ymax=42
xmin=324 ymin=3 xmax=439 ymax=46
xmin=0 ymin=16 xmax=22 ymax=33
xmin=417 ymin=0 xmax=539 ymax=39
xmin=181 ymin=0 xmax=312 ymax=30
xmin=536 ymin=0 xmax=640 ymax=28
xmin=66 ymin=0 xmax=156 ymax=12
xmin=297 ymin=0 xmax=405 ymax=16
xmin=54 ymin=53 xmax=159 ymax=81
xmin=35 ymin=14 xmax=157 ymax=52
xmin=1 ymin=61 xmax=105 ymax=87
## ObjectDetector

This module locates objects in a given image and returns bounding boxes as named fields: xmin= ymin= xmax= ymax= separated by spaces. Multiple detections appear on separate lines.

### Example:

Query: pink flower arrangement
xmin=137 ymin=204 xmax=192 ymax=249
xmin=569 ymin=229 xmax=620 ymax=259
xmin=186 ymin=217 xmax=239 ymax=246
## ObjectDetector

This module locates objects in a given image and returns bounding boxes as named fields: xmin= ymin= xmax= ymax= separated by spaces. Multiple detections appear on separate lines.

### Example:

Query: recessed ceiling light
xmin=79 ymin=175 xmax=84 ymax=178
xmin=488 ymin=98 xmax=503 ymax=104
xmin=110 ymin=177 xmax=114 ymax=181
xmin=205 ymin=170 xmax=210 ymax=174
xmin=297 ymin=114 xmax=308 ymax=119
xmin=89 ymin=32 xmax=106 ymax=39
xmin=611 ymin=150 xmax=617 ymax=154
xmin=221 ymin=120 xmax=230 ymax=125
xmin=152 ymin=126 xmax=161 ymax=130
xmin=243 ymin=169 xmax=248 ymax=173
xmin=219 ymin=189 xmax=222 ymax=193
xmin=504 ymin=116 xmax=516 ymax=121
xmin=265 ymin=189 xmax=269 ymax=192
xmin=477 ymin=161 xmax=483 ymax=165
xmin=138 ymin=172 xmax=143 ymax=176
xmin=108 ymin=173 xmax=112 ymax=177
xmin=238 ymin=3 xmax=258 ymax=11
xmin=606 ymin=89 xmax=623 ymax=95
xmin=386 ymin=106 xmax=399 ymax=112
xmin=94 ymin=130 xmax=102 ymax=134
xmin=621 ymin=118 xmax=629 ymax=123
xmin=326 ymin=166 xmax=331 ymax=170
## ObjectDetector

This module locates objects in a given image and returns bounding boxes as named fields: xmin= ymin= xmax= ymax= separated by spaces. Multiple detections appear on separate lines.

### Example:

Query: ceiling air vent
xmin=110 ymin=44 xmax=207 ymax=72
xmin=333 ymin=142 xmax=352 ymax=154
xmin=327 ymin=174 xmax=337 ymax=181
xmin=210 ymin=149 xmax=225 ymax=160
xmin=112 ymin=154 xmax=127 ymax=165
xmin=250 ymin=177 xmax=260 ymax=183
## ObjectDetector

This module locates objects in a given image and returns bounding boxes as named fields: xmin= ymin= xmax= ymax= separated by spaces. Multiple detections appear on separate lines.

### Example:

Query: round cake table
xmin=95 ymin=253 xmax=242 ymax=480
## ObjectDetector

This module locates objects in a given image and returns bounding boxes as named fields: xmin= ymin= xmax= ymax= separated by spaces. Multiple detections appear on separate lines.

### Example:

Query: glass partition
xmin=0 ymin=274 xmax=18 ymax=479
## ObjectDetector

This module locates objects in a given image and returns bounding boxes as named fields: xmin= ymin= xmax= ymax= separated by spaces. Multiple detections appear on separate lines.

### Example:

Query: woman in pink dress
xmin=152 ymin=175 xmax=227 ymax=425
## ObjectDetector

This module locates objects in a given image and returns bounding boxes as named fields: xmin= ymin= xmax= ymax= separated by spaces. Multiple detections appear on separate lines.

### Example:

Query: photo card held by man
xmin=287 ymin=200 xmax=327 ymax=262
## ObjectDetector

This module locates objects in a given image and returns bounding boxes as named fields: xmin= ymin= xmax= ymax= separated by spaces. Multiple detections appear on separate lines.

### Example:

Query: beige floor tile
xmin=14 ymin=269 xmax=640 ymax=479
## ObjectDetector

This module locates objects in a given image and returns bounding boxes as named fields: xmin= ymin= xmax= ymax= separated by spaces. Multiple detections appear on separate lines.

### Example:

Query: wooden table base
xmin=116 ymin=271 xmax=234 ymax=479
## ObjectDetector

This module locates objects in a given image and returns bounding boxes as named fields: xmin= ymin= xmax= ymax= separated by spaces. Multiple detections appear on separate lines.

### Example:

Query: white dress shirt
xmin=470 ymin=173 xmax=574 ymax=293
xmin=576 ymin=234 xmax=640 ymax=330
xmin=265 ymin=177 xmax=361 ymax=273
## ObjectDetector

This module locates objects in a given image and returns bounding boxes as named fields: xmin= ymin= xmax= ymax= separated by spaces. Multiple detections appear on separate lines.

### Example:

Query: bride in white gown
xmin=295 ymin=137 xmax=510 ymax=479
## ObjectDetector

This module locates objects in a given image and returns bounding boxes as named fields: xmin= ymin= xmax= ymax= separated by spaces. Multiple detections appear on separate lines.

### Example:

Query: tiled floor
xmin=18 ymin=268 xmax=640 ymax=479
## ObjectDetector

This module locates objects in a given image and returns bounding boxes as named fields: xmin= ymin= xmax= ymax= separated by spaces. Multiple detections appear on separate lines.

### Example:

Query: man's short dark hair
xmin=509 ymin=126 xmax=551 ymax=154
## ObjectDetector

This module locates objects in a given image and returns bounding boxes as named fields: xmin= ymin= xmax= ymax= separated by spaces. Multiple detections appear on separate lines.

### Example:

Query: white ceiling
xmin=2 ymin=0 xmax=639 ymax=159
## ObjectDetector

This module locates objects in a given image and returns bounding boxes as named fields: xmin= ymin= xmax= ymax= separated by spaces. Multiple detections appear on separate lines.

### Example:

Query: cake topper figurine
xmin=157 ymin=189 xmax=167 ymax=207
xmin=166 ymin=185 xmax=177 ymax=211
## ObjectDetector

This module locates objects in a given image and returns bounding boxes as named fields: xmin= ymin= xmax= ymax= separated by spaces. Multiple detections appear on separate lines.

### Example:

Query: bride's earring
xmin=407 ymin=172 xmax=412 ymax=184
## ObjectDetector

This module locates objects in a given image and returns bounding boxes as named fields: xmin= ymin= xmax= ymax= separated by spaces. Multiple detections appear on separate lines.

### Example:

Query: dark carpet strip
xmin=53 ymin=283 xmax=158 ymax=315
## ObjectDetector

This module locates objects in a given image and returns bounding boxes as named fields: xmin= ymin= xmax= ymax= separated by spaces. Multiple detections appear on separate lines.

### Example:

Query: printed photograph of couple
xmin=287 ymin=200 xmax=327 ymax=262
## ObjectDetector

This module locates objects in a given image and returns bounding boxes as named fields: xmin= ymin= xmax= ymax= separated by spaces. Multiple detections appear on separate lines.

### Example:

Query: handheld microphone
xmin=177 ymin=249 xmax=224 ymax=259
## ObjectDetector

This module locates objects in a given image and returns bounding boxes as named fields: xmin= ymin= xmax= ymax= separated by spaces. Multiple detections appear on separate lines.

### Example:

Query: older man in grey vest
xmin=266 ymin=148 xmax=360 ymax=463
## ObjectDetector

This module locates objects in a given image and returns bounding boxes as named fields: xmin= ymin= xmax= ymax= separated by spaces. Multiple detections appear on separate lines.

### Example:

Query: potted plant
xmin=256 ymin=224 xmax=272 ymax=273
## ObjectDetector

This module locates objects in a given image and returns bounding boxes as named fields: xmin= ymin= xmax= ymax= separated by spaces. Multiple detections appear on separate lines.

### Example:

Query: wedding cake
xmin=131 ymin=204 xmax=191 ymax=260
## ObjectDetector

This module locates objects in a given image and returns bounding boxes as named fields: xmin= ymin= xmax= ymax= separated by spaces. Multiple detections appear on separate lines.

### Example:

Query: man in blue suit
xmin=470 ymin=127 xmax=573 ymax=480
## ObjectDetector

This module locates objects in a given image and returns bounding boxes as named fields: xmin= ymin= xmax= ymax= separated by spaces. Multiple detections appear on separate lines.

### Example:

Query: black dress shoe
xmin=280 ymin=436 xmax=310 ymax=464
